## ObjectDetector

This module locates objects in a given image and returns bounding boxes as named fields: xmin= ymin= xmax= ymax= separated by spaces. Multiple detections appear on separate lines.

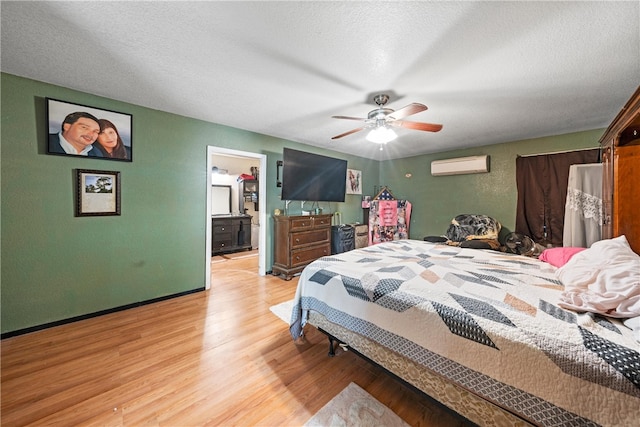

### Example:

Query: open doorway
xmin=205 ymin=146 xmax=267 ymax=290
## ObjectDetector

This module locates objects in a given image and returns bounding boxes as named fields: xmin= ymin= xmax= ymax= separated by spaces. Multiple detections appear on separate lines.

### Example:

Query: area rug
xmin=269 ymin=299 xmax=294 ymax=324
xmin=304 ymin=382 xmax=410 ymax=427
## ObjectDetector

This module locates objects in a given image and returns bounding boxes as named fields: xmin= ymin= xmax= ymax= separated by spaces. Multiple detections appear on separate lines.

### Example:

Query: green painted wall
xmin=380 ymin=129 xmax=604 ymax=240
xmin=1 ymin=73 xmax=377 ymax=334
xmin=1 ymin=72 xmax=604 ymax=334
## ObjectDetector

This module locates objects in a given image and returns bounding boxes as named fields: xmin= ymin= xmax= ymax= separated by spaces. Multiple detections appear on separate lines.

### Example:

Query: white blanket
xmin=558 ymin=235 xmax=640 ymax=317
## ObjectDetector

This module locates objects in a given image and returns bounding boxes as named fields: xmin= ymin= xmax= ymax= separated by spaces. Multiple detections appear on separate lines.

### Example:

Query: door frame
xmin=205 ymin=146 xmax=267 ymax=290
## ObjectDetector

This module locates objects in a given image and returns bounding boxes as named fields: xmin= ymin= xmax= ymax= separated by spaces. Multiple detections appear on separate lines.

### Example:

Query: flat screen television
xmin=281 ymin=148 xmax=347 ymax=202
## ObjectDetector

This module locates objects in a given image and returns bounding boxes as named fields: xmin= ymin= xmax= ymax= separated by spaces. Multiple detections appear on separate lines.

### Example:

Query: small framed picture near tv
xmin=346 ymin=169 xmax=362 ymax=194
xmin=75 ymin=169 xmax=121 ymax=216
xmin=47 ymin=98 xmax=132 ymax=162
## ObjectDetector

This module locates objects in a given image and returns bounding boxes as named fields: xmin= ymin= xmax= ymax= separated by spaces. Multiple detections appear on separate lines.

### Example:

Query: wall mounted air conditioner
xmin=431 ymin=155 xmax=490 ymax=176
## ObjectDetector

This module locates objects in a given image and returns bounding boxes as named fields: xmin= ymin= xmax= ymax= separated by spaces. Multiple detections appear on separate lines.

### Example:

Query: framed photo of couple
xmin=46 ymin=98 xmax=132 ymax=162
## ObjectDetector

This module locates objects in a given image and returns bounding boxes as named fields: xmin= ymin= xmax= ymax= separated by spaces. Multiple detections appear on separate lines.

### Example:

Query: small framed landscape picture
xmin=346 ymin=169 xmax=362 ymax=195
xmin=47 ymin=98 xmax=132 ymax=162
xmin=75 ymin=169 xmax=121 ymax=217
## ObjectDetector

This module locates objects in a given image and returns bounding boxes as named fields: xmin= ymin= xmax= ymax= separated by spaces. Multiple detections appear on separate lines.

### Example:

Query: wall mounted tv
xmin=281 ymin=148 xmax=347 ymax=202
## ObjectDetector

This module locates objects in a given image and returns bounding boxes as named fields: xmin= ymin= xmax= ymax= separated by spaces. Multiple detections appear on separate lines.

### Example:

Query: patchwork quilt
xmin=290 ymin=240 xmax=640 ymax=426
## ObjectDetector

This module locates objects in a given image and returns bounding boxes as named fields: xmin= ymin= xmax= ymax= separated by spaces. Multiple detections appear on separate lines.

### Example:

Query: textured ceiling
xmin=1 ymin=1 xmax=638 ymax=160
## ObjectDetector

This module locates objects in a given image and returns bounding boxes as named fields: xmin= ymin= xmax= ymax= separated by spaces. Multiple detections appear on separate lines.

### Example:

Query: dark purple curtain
xmin=515 ymin=149 xmax=600 ymax=246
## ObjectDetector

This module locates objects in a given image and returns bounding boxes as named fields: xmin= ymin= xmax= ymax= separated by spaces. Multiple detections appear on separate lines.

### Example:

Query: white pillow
xmin=557 ymin=235 xmax=640 ymax=318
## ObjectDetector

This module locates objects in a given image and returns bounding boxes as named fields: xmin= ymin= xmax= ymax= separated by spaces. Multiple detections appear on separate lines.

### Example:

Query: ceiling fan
xmin=331 ymin=94 xmax=443 ymax=144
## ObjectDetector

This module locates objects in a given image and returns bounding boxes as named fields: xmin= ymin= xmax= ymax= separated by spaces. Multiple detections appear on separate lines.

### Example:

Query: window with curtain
xmin=515 ymin=149 xmax=600 ymax=247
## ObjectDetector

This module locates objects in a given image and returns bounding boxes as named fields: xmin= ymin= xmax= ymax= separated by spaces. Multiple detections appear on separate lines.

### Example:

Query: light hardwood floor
xmin=2 ymin=252 xmax=473 ymax=426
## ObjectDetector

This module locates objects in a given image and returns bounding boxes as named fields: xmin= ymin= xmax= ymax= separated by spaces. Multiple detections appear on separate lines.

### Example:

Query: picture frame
xmin=75 ymin=169 xmax=121 ymax=217
xmin=346 ymin=169 xmax=362 ymax=194
xmin=47 ymin=98 xmax=132 ymax=162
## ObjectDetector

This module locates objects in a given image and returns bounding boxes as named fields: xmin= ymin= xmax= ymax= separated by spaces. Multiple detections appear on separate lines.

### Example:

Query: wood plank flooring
xmin=1 ymin=252 xmax=473 ymax=426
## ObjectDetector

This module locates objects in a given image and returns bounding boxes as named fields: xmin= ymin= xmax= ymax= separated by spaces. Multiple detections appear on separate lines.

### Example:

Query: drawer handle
xmin=302 ymin=222 xmax=308 ymax=226
xmin=295 ymin=256 xmax=300 ymax=261
xmin=221 ymin=227 xmax=225 ymax=231
xmin=295 ymin=238 xmax=300 ymax=243
xmin=221 ymin=243 xmax=225 ymax=246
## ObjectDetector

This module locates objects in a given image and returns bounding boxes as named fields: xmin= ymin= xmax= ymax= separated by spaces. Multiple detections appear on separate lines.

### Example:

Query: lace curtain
xmin=563 ymin=163 xmax=603 ymax=247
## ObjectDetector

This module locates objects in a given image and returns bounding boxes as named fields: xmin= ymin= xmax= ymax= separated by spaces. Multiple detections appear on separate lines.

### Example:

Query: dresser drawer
xmin=289 ymin=216 xmax=331 ymax=231
xmin=289 ymin=218 xmax=314 ymax=231
xmin=290 ymin=244 xmax=330 ymax=267
xmin=313 ymin=216 xmax=331 ymax=228
xmin=212 ymin=238 xmax=233 ymax=251
xmin=213 ymin=218 xmax=233 ymax=234
xmin=215 ymin=225 xmax=233 ymax=235
xmin=213 ymin=230 xmax=232 ymax=239
xmin=290 ymin=229 xmax=330 ymax=249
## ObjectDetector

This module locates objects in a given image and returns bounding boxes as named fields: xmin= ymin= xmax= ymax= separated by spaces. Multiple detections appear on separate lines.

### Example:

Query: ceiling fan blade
xmin=331 ymin=127 xmax=366 ymax=139
xmin=387 ymin=103 xmax=428 ymax=120
xmin=331 ymin=115 xmax=367 ymax=121
xmin=391 ymin=120 xmax=443 ymax=132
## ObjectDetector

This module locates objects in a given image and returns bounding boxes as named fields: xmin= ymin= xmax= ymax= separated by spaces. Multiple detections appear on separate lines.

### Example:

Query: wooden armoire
xmin=600 ymin=86 xmax=640 ymax=254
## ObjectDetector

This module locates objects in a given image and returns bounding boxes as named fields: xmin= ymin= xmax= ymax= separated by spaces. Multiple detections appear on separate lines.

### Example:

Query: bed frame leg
xmin=327 ymin=336 xmax=337 ymax=357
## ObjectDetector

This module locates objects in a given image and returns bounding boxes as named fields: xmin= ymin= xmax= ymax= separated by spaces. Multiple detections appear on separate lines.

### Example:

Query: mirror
xmin=211 ymin=185 xmax=232 ymax=216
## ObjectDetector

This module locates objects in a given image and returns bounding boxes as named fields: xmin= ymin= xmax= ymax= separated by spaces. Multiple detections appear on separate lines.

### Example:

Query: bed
xmin=289 ymin=239 xmax=640 ymax=426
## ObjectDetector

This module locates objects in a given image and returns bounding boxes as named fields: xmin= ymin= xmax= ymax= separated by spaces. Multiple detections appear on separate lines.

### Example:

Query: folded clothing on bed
xmin=557 ymin=235 xmax=640 ymax=318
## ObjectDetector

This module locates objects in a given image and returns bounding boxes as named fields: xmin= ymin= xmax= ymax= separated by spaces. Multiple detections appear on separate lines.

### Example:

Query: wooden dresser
xmin=600 ymin=86 xmax=640 ymax=254
xmin=211 ymin=215 xmax=252 ymax=255
xmin=272 ymin=214 xmax=332 ymax=280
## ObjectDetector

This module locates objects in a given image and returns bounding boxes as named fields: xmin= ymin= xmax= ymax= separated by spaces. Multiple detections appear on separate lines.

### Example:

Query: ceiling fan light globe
xmin=366 ymin=127 xmax=397 ymax=144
